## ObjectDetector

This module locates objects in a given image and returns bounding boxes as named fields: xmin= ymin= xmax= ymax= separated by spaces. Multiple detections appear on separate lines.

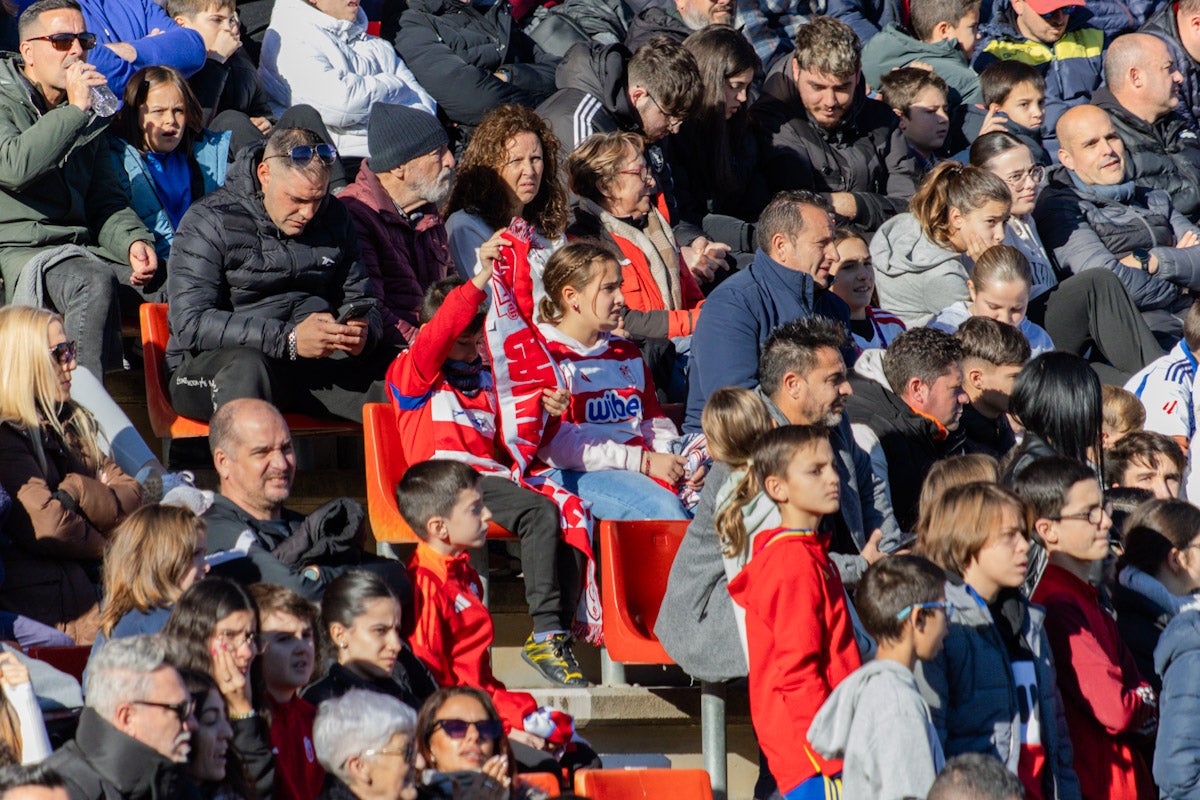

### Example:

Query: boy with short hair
xmin=809 ymin=556 xmax=949 ymax=800
xmin=1125 ymin=298 xmax=1200 ymax=454
xmin=1018 ymin=456 xmax=1158 ymax=800
xmin=398 ymin=460 xmax=579 ymax=752
xmin=880 ymin=68 xmax=953 ymax=178
xmin=862 ymin=0 xmax=983 ymax=110
xmin=954 ymin=316 xmax=1030 ymax=458
xmin=959 ymin=61 xmax=1052 ymax=164
xmin=1105 ymin=430 xmax=1185 ymax=499
xmin=385 ymin=253 xmax=586 ymax=687
xmin=249 ymin=583 xmax=324 ymax=800
xmin=168 ymin=0 xmax=274 ymax=129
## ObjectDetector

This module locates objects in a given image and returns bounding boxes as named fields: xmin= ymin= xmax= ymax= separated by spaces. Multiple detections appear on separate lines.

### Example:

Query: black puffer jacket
xmin=165 ymin=144 xmax=381 ymax=371
xmin=1033 ymin=164 xmax=1200 ymax=311
xmin=391 ymin=0 xmax=558 ymax=129
xmin=624 ymin=5 xmax=692 ymax=49
xmin=187 ymin=49 xmax=274 ymax=125
xmin=750 ymin=57 xmax=919 ymax=231
xmin=1093 ymin=86 xmax=1200 ymax=220
xmin=1141 ymin=4 xmax=1200 ymax=131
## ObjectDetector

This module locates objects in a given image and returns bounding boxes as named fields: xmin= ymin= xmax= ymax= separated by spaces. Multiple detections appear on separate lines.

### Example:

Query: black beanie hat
xmin=368 ymin=102 xmax=449 ymax=174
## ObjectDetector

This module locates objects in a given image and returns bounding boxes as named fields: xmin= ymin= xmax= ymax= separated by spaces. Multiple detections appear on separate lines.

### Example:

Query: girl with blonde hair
xmin=0 ymin=306 xmax=142 ymax=644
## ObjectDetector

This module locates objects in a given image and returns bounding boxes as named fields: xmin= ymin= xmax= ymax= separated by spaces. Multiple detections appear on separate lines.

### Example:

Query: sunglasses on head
xmin=26 ymin=32 xmax=97 ymax=51
xmin=265 ymin=143 xmax=338 ymax=167
xmin=49 ymin=340 xmax=76 ymax=366
xmin=432 ymin=718 xmax=504 ymax=741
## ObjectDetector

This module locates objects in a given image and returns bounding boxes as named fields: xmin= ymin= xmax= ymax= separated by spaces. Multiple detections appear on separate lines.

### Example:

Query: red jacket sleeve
xmin=386 ymin=281 xmax=487 ymax=400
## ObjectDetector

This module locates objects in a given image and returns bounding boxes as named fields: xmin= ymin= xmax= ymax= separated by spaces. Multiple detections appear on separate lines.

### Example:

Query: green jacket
xmin=0 ymin=53 xmax=150 ymax=300
xmin=861 ymin=24 xmax=983 ymax=110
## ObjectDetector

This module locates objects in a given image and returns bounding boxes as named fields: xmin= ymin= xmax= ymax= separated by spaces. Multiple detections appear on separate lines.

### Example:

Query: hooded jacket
xmin=165 ymin=143 xmax=383 ymax=371
xmin=258 ymin=0 xmax=436 ymax=157
xmin=1153 ymin=600 xmax=1200 ymax=799
xmin=861 ymin=24 xmax=982 ymax=109
xmin=393 ymin=0 xmax=558 ymax=129
xmin=625 ymin=4 xmax=693 ymax=49
xmin=0 ymin=54 xmax=152 ymax=301
xmin=1033 ymin=164 xmax=1200 ymax=311
xmin=808 ymin=659 xmax=944 ymax=800
xmin=1141 ymin=3 xmax=1200 ymax=131
xmin=954 ymin=103 xmax=1051 ymax=166
xmin=914 ymin=579 xmax=1082 ymax=800
xmin=973 ymin=1 xmax=1104 ymax=153
xmin=1114 ymin=564 xmax=1182 ymax=693
xmin=1093 ymin=85 xmax=1200 ymax=220
xmin=682 ymin=248 xmax=853 ymax=433
xmin=751 ymin=57 xmax=919 ymax=231
xmin=537 ymin=41 xmax=637 ymax=151
xmin=871 ymin=212 xmax=970 ymax=327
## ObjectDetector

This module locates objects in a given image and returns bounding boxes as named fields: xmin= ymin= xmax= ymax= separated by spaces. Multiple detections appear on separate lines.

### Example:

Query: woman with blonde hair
xmin=445 ymin=104 xmax=568 ymax=283
xmin=0 ymin=306 xmax=142 ymax=644
xmin=92 ymin=504 xmax=210 ymax=653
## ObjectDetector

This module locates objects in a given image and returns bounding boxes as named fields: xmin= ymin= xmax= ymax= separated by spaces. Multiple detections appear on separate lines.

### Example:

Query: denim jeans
xmin=541 ymin=468 xmax=690 ymax=521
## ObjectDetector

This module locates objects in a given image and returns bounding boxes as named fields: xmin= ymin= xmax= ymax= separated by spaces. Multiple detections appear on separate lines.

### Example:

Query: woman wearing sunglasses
xmin=970 ymin=131 xmax=1162 ymax=383
xmin=0 ymin=305 xmax=142 ymax=645
xmin=314 ymin=689 xmax=419 ymax=800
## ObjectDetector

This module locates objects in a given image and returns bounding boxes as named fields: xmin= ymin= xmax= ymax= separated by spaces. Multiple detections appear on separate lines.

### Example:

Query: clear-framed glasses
xmin=1001 ymin=165 xmax=1045 ymax=188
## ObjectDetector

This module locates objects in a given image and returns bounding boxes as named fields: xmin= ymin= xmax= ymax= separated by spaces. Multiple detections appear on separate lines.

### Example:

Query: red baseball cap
xmin=1021 ymin=0 xmax=1085 ymax=15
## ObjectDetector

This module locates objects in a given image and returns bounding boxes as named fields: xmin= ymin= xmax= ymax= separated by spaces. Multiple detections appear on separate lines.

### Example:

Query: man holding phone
xmin=165 ymin=126 xmax=395 ymax=423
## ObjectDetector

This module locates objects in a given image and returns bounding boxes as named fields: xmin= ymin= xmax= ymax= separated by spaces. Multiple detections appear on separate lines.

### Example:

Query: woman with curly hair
xmin=445 ymin=104 xmax=568 ymax=285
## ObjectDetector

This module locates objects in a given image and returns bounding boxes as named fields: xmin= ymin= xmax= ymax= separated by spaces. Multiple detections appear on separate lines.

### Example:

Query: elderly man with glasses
xmin=44 ymin=636 xmax=199 ymax=800
xmin=165 ymin=125 xmax=397 ymax=423
xmin=0 ymin=0 xmax=159 ymax=379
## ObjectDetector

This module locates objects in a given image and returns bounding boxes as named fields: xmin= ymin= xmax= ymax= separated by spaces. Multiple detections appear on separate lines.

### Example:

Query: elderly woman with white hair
xmin=314 ymin=689 xmax=419 ymax=800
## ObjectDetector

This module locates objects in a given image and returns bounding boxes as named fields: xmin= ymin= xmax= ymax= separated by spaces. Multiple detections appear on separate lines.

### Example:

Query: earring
xmin=339 ymin=642 xmax=348 ymax=649
xmin=571 ymin=303 xmax=580 ymax=313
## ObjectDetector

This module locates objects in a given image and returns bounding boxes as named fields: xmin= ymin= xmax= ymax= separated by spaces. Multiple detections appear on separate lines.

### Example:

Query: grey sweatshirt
xmin=872 ymin=212 xmax=971 ymax=326
xmin=808 ymin=659 xmax=944 ymax=800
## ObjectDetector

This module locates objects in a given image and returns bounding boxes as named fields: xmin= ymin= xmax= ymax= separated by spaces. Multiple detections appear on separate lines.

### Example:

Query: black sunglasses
xmin=265 ymin=143 xmax=338 ymax=167
xmin=132 ymin=698 xmax=195 ymax=723
xmin=432 ymin=718 xmax=504 ymax=741
xmin=26 ymin=32 xmax=97 ymax=51
xmin=49 ymin=340 xmax=76 ymax=366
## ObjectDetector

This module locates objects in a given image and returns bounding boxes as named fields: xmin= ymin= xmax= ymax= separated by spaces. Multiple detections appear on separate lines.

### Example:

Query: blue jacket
xmin=61 ymin=0 xmax=206 ymax=95
xmin=973 ymin=1 xmax=1104 ymax=154
xmin=980 ymin=0 xmax=1149 ymax=39
xmin=1154 ymin=602 xmax=1200 ymax=799
xmin=683 ymin=248 xmax=852 ymax=433
xmin=110 ymin=130 xmax=230 ymax=263
xmin=827 ymin=0 xmax=905 ymax=47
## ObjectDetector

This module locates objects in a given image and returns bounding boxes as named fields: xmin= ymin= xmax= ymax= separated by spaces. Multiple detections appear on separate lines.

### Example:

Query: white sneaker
xmin=143 ymin=470 xmax=195 ymax=504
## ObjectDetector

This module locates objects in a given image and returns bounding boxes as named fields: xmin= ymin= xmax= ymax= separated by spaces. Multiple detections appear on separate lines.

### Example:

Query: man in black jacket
xmin=845 ymin=327 xmax=968 ymax=531
xmin=751 ymin=15 xmax=919 ymax=232
xmin=1141 ymin=0 xmax=1200 ymax=131
xmin=44 ymin=636 xmax=201 ymax=800
xmin=1094 ymin=33 xmax=1200 ymax=221
xmin=165 ymin=126 xmax=394 ymax=423
xmin=624 ymin=0 xmax=733 ymax=49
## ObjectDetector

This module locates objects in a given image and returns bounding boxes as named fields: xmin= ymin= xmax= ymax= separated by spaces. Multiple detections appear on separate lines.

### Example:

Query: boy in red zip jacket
xmin=1016 ymin=456 xmax=1157 ymax=800
xmin=383 ymin=235 xmax=585 ymax=687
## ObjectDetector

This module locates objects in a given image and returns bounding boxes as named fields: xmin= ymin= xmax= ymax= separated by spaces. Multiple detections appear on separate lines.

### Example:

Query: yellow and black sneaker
xmin=521 ymin=633 xmax=588 ymax=687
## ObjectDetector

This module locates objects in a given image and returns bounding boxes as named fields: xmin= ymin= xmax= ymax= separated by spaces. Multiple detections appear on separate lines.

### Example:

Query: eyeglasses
xmin=647 ymin=94 xmax=684 ymax=133
xmin=1050 ymin=504 xmax=1111 ymax=526
xmin=618 ymin=163 xmax=652 ymax=181
xmin=264 ymin=143 xmax=338 ymax=167
xmin=26 ymin=32 xmax=97 ymax=51
xmin=49 ymin=340 xmax=77 ymax=366
xmin=213 ymin=630 xmax=259 ymax=651
xmin=1038 ymin=6 xmax=1072 ymax=20
xmin=362 ymin=740 xmax=415 ymax=762
xmin=895 ymin=601 xmax=953 ymax=622
xmin=1000 ymin=165 xmax=1045 ymax=188
xmin=431 ymin=718 xmax=504 ymax=741
xmin=132 ymin=698 xmax=195 ymax=723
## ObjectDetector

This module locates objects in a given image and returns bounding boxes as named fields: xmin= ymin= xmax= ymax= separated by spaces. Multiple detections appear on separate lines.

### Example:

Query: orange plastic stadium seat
xmin=140 ymin=303 xmax=360 ymax=441
xmin=362 ymin=402 xmax=512 ymax=544
xmin=26 ymin=645 xmax=91 ymax=684
xmin=599 ymin=519 xmax=688 ymax=665
xmin=574 ymin=768 xmax=713 ymax=800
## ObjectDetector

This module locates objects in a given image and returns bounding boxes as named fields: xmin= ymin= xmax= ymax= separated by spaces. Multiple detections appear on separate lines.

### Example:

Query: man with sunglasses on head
xmin=44 ymin=635 xmax=200 ymax=800
xmin=166 ymin=125 xmax=396 ymax=423
xmin=973 ymin=0 xmax=1103 ymax=154
xmin=0 ymin=0 xmax=160 ymax=379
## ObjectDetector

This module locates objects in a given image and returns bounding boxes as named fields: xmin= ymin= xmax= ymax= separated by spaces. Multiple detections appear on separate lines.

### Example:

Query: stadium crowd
xmin=0 ymin=0 xmax=1200 ymax=795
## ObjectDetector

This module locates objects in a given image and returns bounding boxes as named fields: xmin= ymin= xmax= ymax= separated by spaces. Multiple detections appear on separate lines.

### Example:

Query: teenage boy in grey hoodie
xmin=809 ymin=556 xmax=948 ymax=800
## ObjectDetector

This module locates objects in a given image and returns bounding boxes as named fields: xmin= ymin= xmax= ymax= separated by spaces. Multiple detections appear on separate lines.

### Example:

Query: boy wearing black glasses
xmin=809 ymin=556 xmax=949 ymax=800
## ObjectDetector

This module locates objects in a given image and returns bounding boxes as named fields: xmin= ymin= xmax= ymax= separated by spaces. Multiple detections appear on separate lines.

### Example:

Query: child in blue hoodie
xmin=809 ymin=556 xmax=948 ymax=800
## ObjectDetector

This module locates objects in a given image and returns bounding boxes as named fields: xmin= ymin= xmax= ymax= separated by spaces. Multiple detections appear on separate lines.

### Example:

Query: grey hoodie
xmin=808 ymin=659 xmax=944 ymax=800
xmin=872 ymin=212 xmax=971 ymax=326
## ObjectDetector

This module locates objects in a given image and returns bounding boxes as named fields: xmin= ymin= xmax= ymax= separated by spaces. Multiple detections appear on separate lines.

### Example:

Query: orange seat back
xmin=27 ymin=645 xmax=92 ymax=685
xmin=574 ymin=768 xmax=712 ymax=800
xmin=599 ymin=519 xmax=687 ymax=664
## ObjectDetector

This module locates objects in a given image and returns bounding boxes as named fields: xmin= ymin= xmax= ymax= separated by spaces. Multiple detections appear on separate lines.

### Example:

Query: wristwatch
xmin=1132 ymin=248 xmax=1152 ymax=270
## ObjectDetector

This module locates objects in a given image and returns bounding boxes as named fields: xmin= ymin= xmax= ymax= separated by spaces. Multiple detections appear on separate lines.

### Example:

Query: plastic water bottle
xmin=88 ymin=84 xmax=119 ymax=118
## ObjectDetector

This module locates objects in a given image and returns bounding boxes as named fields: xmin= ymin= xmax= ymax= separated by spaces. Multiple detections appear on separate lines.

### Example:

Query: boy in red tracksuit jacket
xmin=384 ymin=245 xmax=586 ymax=687
xmin=396 ymin=460 xmax=578 ymax=758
